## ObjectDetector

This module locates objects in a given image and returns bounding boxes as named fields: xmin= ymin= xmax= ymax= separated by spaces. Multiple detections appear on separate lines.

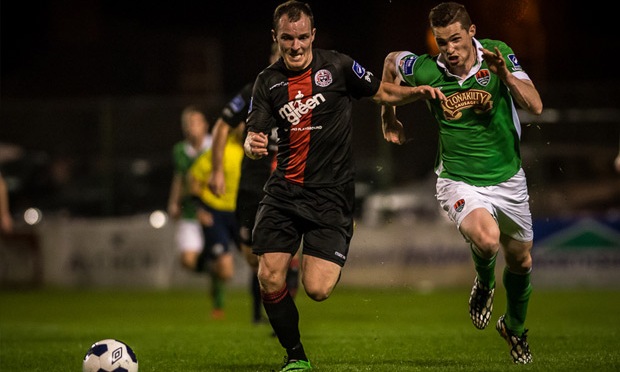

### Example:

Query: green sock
xmin=503 ymin=267 xmax=532 ymax=336
xmin=211 ymin=275 xmax=225 ymax=309
xmin=470 ymin=244 xmax=497 ymax=289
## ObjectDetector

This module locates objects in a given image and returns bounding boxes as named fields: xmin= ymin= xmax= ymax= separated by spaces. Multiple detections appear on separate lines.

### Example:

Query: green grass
xmin=1 ymin=286 xmax=619 ymax=371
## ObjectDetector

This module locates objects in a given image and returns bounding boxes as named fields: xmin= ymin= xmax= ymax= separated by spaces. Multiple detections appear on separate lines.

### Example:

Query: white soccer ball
xmin=82 ymin=338 xmax=139 ymax=372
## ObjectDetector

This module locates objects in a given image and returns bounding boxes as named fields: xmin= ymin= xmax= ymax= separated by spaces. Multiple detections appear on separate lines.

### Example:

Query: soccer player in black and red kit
xmin=244 ymin=1 xmax=445 ymax=370
xmin=208 ymin=44 xmax=300 ymax=327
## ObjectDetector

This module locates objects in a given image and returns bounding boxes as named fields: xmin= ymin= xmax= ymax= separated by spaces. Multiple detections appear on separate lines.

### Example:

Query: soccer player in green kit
xmin=381 ymin=2 xmax=543 ymax=364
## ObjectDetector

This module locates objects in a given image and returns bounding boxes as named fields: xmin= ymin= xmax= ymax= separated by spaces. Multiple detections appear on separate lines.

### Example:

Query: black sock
xmin=262 ymin=286 xmax=303 ymax=352
xmin=286 ymin=342 xmax=307 ymax=362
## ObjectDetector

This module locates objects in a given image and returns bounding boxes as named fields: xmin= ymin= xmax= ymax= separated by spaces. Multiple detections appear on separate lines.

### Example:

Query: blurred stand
xmin=1 ymin=83 xmax=619 ymax=290
xmin=1 ymin=212 xmax=618 ymax=291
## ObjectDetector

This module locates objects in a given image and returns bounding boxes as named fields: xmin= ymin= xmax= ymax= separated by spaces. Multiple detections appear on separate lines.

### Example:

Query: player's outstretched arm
xmin=373 ymin=81 xmax=445 ymax=106
xmin=375 ymin=52 xmax=445 ymax=145
xmin=382 ymin=51 xmax=402 ymax=85
xmin=373 ymin=51 xmax=445 ymax=106
xmin=480 ymin=46 xmax=543 ymax=115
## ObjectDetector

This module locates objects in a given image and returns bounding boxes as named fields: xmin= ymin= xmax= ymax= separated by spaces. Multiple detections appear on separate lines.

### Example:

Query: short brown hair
xmin=429 ymin=2 xmax=471 ymax=29
xmin=273 ymin=1 xmax=314 ymax=32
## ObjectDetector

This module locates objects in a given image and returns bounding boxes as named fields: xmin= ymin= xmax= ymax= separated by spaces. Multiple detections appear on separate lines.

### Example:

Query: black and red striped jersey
xmin=246 ymin=48 xmax=381 ymax=188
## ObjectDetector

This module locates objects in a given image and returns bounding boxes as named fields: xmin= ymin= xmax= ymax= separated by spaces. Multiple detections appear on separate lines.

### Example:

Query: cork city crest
xmin=475 ymin=69 xmax=490 ymax=86
xmin=453 ymin=198 xmax=465 ymax=213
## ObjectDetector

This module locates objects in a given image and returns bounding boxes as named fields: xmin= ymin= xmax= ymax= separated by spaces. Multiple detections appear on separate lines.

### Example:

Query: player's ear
xmin=468 ymin=24 xmax=476 ymax=38
xmin=271 ymin=30 xmax=277 ymax=43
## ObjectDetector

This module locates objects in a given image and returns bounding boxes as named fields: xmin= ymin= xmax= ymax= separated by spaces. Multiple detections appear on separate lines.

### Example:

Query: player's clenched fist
xmin=244 ymin=131 xmax=269 ymax=159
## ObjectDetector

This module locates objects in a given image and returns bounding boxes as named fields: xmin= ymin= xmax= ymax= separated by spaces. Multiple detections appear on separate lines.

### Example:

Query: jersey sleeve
xmin=220 ymin=83 xmax=253 ymax=128
xmin=338 ymin=52 xmax=381 ymax=99
xmin=246 ymin=71 xmax=275 ymax=135
xmin=394 ymin=51 xmax=419 ymax=87
xmin=496 ymin=41 xmax=531 ymax=81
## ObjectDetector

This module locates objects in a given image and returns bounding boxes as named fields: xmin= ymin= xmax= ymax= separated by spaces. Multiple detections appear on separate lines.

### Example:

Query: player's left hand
xmin=480 ymin=47 xmax=509 ymax=78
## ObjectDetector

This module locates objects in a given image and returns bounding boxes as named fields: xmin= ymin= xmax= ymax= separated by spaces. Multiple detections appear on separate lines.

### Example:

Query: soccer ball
xmin=82 ymin=339 xmax=139 ymax=372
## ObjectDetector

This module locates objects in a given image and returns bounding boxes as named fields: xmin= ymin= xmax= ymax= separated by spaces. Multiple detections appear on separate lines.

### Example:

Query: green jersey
xmin=395 ymin=38 xmax=531 ymax=186
xmin=172 ymin=135 xmax=212 ymax=219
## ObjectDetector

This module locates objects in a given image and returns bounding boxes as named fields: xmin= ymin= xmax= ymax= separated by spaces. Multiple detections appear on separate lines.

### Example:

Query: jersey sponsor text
xmin=278 ymin=93 xmax=326 ymax=125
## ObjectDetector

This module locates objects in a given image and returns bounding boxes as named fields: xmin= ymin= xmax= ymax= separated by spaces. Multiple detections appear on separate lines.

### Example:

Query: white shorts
xmin=435 ymin=168 xmax=533 ymax=242
xmin=175 ymin=219 xmax=204 ymax=253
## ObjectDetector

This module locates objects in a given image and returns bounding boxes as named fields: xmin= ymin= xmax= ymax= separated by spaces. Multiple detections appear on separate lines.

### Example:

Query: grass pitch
xmin=1 ymin=286 xmax=619 ymax=371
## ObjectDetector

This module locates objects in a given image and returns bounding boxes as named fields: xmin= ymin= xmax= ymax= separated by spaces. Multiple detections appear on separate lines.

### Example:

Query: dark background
xmin=1 ymin=0 xmax=619 ymax=218
xmin=2 ymin=0 xmax=615 ymax=99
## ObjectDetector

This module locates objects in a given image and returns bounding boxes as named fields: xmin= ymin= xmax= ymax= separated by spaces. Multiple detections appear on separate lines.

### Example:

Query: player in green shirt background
xmin=168 ymin=105 xmax=212 ymax=273
xmin=381 ymin=1 xmax=543 ymax=364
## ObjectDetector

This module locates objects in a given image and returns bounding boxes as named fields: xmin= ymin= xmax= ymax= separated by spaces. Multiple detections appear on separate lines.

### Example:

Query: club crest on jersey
xmin=352 ymin=61 xmax=366 ymax=78
xmin=314 ymin=69 xmax=333 ymax=87
xmin=475 ymin=69 xmax=490 ymax=86
xmin=507 ymin=54 xmax=523 ymax=71
xmin=453 ymin=199 xmax=465 ymax=213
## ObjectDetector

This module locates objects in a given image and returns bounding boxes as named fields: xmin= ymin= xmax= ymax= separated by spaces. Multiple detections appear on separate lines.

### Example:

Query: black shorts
xmin=235 ymin=188 xmax=263 ymax=246
xmin=252 ymin=177 xmax=355 ymax=267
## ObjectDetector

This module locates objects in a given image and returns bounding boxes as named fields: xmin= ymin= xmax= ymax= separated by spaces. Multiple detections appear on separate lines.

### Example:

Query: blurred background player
xmin=188 ymin=124 xmax=245 ymax=319
xmin=0 ymin=171 xmax=14 ymax=235
xmin=167 ymin=105 xmax=212 ymax=271
xmin=208 ymin=43 xmax=299 ymax=326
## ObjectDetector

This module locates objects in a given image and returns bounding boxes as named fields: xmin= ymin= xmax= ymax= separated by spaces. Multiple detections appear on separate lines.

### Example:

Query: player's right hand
xmin=244 ymin=131 xmax=269 ymax=159
xmin=416 ymin=85 xmax=446 ymax=101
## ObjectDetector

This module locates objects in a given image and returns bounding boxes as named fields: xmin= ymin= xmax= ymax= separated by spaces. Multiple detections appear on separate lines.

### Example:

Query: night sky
xmin=2 ymin=0 xmax=615 ymax=100
xmin=1 ymin=1 xmax=618 ymax=217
